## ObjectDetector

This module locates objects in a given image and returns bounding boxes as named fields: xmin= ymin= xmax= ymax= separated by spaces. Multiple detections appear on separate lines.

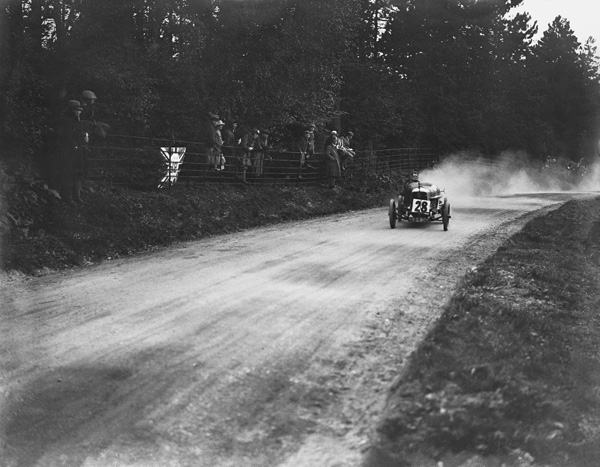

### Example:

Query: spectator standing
xmin=259 ymin=128 xmax=271 ymax=152
xmin=296 ymin=127 xmax=312 ymax=177
xmin=80 ymin=90 xmax=95 ymax=121
xmin=222 ymin=120 xmax=240 ymax=175
xmin=204 ymin=113 xmax=224 ymax=171
xmin=305 ymin=123 xmax=316 ymax=168
xmin=56 ymin=100 xmax=89 ymax=204
xmin=80 ymin=90 xmax=110 ymax=138
xmin=255 ymin=128 xmax=271 ymax=177
xmin=344 ymin=130 xmax=354 ymax=147
xmin=323 ymin=131 xmax=341 ymax=189
xmin=239 ymin=128 xmax=262 ymax=182
xmin=306 ymin=123 xmax=317 ymax=169
xmin=222 ymin=120 xmax=240 ymax=148
xmin=337 ymin=130 xmax=355 ymax=171
xmin=215 ymin=119 xmax=226 ymax=171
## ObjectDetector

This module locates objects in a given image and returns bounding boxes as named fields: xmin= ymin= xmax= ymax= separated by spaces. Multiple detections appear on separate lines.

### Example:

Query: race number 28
xmin=412 ymin=199 xmax=430 ymax=213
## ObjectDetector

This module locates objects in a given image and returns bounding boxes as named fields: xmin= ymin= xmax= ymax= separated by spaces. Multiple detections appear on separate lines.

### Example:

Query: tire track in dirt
xmin=0 ymin=193 xmax=586 ymax=467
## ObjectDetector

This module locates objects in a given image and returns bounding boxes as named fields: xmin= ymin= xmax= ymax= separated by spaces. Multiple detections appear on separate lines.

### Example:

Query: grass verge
xmin=369 ymin=197 xmax=600 ymax=467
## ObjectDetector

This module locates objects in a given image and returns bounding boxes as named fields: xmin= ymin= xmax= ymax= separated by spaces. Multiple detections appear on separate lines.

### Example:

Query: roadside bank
xmin=366 ymin=196 xmax=600 ymax=467
xmin=1 ymin=161 xmax=402 ymax=275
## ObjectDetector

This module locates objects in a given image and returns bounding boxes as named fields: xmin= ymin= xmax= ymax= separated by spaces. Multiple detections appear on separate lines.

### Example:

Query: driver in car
xmin=405 ymin=170 xmax=420 ymax=190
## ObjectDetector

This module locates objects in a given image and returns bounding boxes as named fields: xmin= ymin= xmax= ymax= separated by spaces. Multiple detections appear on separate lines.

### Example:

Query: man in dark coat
xmin=297 ymin=128 xmax=312 ymax=168
xmin=57 ymin=100 xmax=89 ymax=204
xmin=239 ymin=128 xmax=262 ymax=182
xmin=80 ymin=90 xmax=110 ymax=138
xmin=337 ymin=130 xmax=356 ymax=172
xmin=222 ymin=120 xmax=240 ymax=176
xmin=323 ymin=131 xmax=341 ymax=188
xmin=202 ymin=113 xmax=225 ymax=171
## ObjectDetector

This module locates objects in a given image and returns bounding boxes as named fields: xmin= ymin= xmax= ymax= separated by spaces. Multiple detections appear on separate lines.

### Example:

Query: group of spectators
xmin=323 ymin=130 xmax=355 ymax=188
xmin=51 ymin=98 xmax=356 ymax=205
xmin=204 ymin=111 xmax=356 ymax=187
xmin=204 ymin=113 xmax=273 ymax=183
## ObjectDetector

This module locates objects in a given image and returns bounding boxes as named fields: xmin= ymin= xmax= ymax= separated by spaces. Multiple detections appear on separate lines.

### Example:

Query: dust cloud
xmin=418 ymin=151 xmax=600 ymax=199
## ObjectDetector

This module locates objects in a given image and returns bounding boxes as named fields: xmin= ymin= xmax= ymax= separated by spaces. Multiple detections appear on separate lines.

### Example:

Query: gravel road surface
xmin=0 ymin=192 xmax=585 ymax=467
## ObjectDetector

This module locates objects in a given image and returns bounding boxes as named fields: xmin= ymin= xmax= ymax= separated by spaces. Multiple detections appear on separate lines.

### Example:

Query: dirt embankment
xmin=1 ymin=162 xmax=401 ymax=275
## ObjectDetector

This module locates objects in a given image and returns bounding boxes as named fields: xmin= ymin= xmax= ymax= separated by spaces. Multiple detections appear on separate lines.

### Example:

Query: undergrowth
xmin=1 ymin=158 xmax=404 ymax=274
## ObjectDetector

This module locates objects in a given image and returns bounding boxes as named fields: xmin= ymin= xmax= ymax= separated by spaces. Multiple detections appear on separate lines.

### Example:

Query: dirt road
xmin=0 ymin=193 xmax=584 ymax=467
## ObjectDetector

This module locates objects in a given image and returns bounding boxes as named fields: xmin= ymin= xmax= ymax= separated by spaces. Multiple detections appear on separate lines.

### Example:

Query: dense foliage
xmin=1 ymin=0 xmax=599 ymax=163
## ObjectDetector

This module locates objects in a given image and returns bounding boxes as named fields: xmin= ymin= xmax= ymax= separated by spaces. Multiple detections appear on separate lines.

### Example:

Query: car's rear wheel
xmin=442 ymin=203 xmax=450 ymax=231
xmin=389 ymin=199 xmax=397 ymax=229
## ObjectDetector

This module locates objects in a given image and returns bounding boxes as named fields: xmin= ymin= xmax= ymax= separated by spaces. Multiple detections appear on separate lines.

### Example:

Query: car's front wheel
xmin=442 ymin=203 xmax=450 ymax=231
xmin=389 ymin=199 xmax=397 ymax=229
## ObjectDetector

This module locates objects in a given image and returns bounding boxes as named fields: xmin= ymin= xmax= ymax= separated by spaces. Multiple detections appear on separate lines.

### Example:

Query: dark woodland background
xmin=1 ymin=0 xmax=599 ymax=163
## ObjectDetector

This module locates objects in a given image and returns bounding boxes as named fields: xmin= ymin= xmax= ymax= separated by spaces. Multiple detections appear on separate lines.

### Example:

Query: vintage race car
xmin=389 ymin=180 xmax=450 ymax=231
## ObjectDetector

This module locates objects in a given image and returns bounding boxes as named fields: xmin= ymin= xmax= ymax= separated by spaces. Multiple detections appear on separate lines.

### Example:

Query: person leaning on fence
xmin=204 ymin=114 xmax=224 ymax=171
xmin=239 ymin=128 xmax=262 ymax=182
xmin=254 ymin=128 xmax=272 ymax=177
xmin=215 ymin=119 xmax=226 ymax=171
xmin=342 ymin=130 xmax=354 ymax=146
xmin=301 ymin=123 xmax=317 ymax=169
xmin=81 ymin=90 xmax=95 ymax=120
xmin=56 ymin=100 xmax=89 ymax=205
xmin=80 ymin=90 xmax=110 ymax=139
xmin=222 ymin=120 xmax=240 ymax=150
xmin=337 ymin=130 xmax=355 ymax=172
xmin=305 ymin=123 xmax=317 ymax=169
xmin=259 ymin=128 xmax=271 ymax=153
xmin=296 ymin=127 xmax=311 ymax=177
xmin=250 ymin=128 xmax=267 ymax=177
xmin=323 ymin=131 xmax=342 ymax=189
xmin=222 ymin=120 xmax=240 ymax=174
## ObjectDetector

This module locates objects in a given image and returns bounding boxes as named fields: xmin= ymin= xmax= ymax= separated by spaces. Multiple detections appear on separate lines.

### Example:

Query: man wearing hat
xmin=207 ymin=117 xmax=225 ymax=171
xmin=305 ymin=123 xmax=316 ymax=169
xmin=56 ymin=100 xmax=89 ymax=204
xmin=239 ymin=128 xmax=262 ymax=182
xmin=222 ymin=119 xmax=240 ymax=174
xmin=80 ymin=90 xmax=96 ymax=121
xmin=214 ymin=119 xmax=226 ymax=171
xmin=296 ymin=124 xmax=317 ymax=176
xmin=253 ymin=128 xmax=272 ymax=176
xmin=297 ymin=127 xmax=312 ymax=172
xmin=338 ymin=130 xmax=355 ymax=172
xmin=201 ymin=112 xmax=220 ymax=172
xmin=80 ymin=90 xmax=110 ymax=138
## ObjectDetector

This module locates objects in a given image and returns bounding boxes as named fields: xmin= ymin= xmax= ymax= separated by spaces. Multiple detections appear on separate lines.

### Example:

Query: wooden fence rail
xmin=87 ymin=134 xmax=439 ymax=189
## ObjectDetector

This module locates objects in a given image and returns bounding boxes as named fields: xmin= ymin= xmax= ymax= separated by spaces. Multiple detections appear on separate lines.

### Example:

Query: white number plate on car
xmin=411 ymin=199 xmax=430 ymax=213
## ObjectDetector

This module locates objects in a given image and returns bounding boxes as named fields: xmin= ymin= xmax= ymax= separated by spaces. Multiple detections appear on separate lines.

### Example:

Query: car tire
xmin=389 ymin=199 xmax=397 ymax=229
xmin=442 ymin=203 xmax=450 ymax=231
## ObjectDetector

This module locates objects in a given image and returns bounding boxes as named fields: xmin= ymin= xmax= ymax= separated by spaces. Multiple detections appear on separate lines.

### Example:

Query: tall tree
xmin=529 ymin=16 xmax=600 ymax=159
xmin=379 ymin=0 xmax=534 ymax=152
xmin=202 ymin=0 xmax=363 ymax=138
xmin=2 ymin=0 xmax=598 ymax=162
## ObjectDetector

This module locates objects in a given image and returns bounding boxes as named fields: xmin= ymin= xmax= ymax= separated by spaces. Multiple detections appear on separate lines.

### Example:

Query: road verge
xmin=366 ymin=196 xmax=600 ymax=467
